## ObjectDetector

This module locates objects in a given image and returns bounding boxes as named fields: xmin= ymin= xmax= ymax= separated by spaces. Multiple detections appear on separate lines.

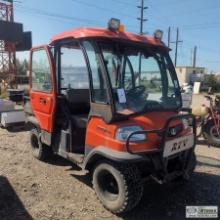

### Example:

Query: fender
xmin=26 ymin=116 xmax=52 ymax=146
xmin=83 ymin=145 xmax=154 ymax=169
xmin=26 ymin=116 xmax=39 ymax=129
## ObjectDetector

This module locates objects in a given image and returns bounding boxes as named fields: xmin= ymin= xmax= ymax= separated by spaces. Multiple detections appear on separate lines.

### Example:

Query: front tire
xmin=92 ymin=161 xmax=143 ymax=214
xmin=184 ymin=151 xmax=197 ymax=180
xmin=203 ymin=120 xmax=220 ymax=147
xmin=174 ymin=151 xmax=196 ymax=183
xmin=30 ymin=128 xmax=52 ymax=161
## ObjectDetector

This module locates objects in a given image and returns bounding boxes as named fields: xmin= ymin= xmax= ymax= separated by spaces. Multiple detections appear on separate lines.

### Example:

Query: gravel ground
xmin=0 ymin=95 xmax=220 ymax=220
xmin=0 ymin=127 xmax=220 ymax=220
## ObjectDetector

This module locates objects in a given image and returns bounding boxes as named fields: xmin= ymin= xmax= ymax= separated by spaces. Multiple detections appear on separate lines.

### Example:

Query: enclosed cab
xmin=26 ymin=19 xmax=196 ymax=214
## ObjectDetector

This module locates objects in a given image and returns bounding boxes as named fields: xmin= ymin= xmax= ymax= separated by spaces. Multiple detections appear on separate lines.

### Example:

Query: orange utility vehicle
xmin=26 ymin=19 xmax=196 ymax=213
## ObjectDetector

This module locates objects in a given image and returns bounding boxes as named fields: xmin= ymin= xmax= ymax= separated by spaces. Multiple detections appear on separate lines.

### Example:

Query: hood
xmin=129 ymin=111 xmax=179 ymax=130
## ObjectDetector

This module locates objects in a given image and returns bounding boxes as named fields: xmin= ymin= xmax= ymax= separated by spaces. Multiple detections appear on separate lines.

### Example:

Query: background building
xmin=175 ymin=66 xmax=206 ymax=86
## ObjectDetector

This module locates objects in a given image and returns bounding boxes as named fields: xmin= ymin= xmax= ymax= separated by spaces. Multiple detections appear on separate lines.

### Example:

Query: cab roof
xmin=51 ymin=27 xmax=167 ymax=48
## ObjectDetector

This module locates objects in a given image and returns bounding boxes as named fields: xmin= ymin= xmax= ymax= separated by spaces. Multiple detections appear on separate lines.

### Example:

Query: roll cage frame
xmin=51 ymin=37 xmax=182 ymax=123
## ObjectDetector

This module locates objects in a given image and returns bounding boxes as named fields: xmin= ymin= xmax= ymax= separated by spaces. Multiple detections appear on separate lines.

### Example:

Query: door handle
xmin=39 ymin=97 xmax=47 ymax=105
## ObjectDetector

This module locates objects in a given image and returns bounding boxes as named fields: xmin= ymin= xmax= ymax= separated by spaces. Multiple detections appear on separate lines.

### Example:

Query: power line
xmin=180 ymin=21 xmax=220 ymax=29
xmin=147 ymin=1 xmax=220 ymax=32
xmin=179 ymin=44 xmax=187 ymax=66
xmin=15 ymin=4 xmax=140 ymax=32
xmin=181 ymin=24 xmax=220 ymax=31
xmin=151 ymin=0 xmax=191 ymax=8
xmin=15 ymin=4 xmax=101 ymax=25
xmin=184 ymin=40 xmax=220 ymax=55
xmin=109 ymin=0 xmax=136 ymax=8
xmin=152 ymin=2 xmax=220 ymax=23
xmin=71 ymin=0 xmax=137 ymax=20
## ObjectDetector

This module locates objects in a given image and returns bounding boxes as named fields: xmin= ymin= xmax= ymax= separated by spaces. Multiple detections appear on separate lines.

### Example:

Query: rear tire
xmin=92 ymin=161 xmax=143 ymax=214
xmin=203 ymin=120 xmax=220 ymax=147
xmin=30 ymin=128 xmax=52 ymax=161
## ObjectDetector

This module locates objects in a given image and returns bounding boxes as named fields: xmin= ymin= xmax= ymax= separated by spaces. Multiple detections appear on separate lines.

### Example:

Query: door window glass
xmin=83 ymin=41 xmax=108 ymax=103
xmin=60 ymin=44 xmax=89 ymax=89
xmin=32 ymin=49 xmax=52 ymax=92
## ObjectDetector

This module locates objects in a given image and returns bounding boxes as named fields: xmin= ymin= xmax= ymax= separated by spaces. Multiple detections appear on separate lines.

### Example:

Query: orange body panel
xmin=51 ymin=27 xmax=167 ymax=49
xmin=30 ymin=91 xmax=55 ymax=132
xmin=86 ymin=111 xmax=186 ymax=153
xmin=29 ymin=45 xmax=56 ymax=132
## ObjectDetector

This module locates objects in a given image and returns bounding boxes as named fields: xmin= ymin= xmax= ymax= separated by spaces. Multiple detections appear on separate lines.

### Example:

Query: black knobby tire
xmin=30 ymin=128 xmax=52 ymax=161
xmin=184 ymin=151 xmax=197 ymax=179
xmin=92 ymin=161 xmax=143 ymax=214
xmin=203 ymin=120 xmax=220 ymax=147
xmin=173 ymin=151 xmax=196 ymax=183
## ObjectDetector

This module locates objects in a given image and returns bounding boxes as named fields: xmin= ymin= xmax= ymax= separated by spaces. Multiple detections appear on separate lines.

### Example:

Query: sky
xmin=14 ymin=0 xmax=220 ymax=72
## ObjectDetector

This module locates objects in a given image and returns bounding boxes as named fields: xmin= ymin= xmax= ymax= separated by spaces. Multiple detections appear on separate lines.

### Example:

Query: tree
xmin=16 ymin=59 xmax=28 ymax=76
xmin=203 ymin=74 xmax=220 ymax=92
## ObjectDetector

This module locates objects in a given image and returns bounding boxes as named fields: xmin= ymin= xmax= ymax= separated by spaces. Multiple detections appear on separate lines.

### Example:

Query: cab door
xmin=30 ymin=46 xmax=56 ymax=133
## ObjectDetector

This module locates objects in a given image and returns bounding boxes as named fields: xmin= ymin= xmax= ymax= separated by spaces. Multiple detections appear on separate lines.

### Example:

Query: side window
xmin=83 ymin=41 xmax=108 ymax=103
xmin=124 ymin=59 xmax=133 ymax=90
xmin=31 ymin=49 xmax=52 ymax=92
xmin=60 ymin=44 xmax=89 ymax=89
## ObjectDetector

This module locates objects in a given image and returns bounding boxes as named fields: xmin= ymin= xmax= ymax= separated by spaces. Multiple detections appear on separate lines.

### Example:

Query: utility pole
xmin=193 ymin=46 xmax=197 ymax=68
xmin=137 ymin=0 xmax=148 ymax=35
xmin=137 ymin=0 xmax=147 ymax=75
xmin=168 ymin=26 xmax=171 ymax=48
xmin=171 ymin=28 xmax=183 ymax=67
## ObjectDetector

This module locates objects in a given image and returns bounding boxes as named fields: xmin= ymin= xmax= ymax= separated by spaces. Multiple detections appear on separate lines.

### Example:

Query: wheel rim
xmin=97 ymin=169 xmax=119 ymax=201
xmin=210 ymin=126 xmax=220 ymax=139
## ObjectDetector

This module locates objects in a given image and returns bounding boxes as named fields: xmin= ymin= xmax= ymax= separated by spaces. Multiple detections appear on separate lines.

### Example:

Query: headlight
xmin=116 ymin=125 xmax=146 ymax=142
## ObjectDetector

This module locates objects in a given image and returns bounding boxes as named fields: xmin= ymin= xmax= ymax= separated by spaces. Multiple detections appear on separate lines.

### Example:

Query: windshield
xmin=99 ymin=42 xmax=182 ymax=115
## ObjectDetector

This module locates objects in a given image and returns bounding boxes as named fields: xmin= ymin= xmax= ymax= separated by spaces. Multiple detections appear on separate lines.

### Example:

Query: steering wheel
xmin=127 ymin=85 xmax=146 ymax=96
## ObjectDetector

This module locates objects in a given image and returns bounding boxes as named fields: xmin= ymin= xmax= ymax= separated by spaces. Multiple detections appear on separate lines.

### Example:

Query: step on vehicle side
xmin=25 ymin=19 xmax=197 ymax=214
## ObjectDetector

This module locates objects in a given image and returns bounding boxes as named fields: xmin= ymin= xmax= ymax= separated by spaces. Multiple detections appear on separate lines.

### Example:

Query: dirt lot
xmin=0 ymin=95 xmax=220 ymax=220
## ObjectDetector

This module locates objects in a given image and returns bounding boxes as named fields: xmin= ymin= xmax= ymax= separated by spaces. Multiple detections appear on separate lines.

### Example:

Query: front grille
xmin=157 ymin=123 xmax=183 ymax=138
xmin=167 ymin=124 xmax=183 ymax=137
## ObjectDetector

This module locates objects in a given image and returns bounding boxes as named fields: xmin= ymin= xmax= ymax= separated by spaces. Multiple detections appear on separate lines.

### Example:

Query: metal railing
xmin=125 ymin=114 xmax=196 ymax=155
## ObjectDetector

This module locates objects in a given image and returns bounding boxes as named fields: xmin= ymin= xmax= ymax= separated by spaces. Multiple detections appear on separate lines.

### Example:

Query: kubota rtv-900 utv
xmin=25 ymin=19 xmax=196 ymax=213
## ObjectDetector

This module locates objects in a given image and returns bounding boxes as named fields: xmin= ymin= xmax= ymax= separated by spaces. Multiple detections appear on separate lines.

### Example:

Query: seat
xmin=71 ymin=114 xmax=88 ymax=152
xmin=71 ymin=114 xmax=88 ymax=129
xmin=63 ymin=89 xmax=90 ymax=114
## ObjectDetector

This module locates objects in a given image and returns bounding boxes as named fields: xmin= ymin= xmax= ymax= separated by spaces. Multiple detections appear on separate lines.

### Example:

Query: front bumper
xmin=125 ymin=113 xmax=197 ymax=183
